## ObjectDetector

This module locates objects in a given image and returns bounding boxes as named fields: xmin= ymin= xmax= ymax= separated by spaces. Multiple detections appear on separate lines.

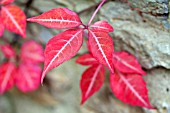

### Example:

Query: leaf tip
xmin=141 ymin=70 xmax=146 ymax=76
xmin=21 ymin=33 xmax=26 ymax=38
xmin=27 ymin=17 xmax=37 ymax=23
xmin=27 ymin=18 xmax=33 ymax=22
xmin=81 ymin=96 xmax=87 ymax=105
xmin=147 ymin=105 xmax=154 ymax=109
xmin=143 ymin=102 xmax=154 ymax=109
xmin=80 ymin=100 xmax=84 ymax=105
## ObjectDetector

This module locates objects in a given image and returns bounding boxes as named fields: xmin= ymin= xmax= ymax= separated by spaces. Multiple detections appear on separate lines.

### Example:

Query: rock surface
xmin=100 ymin=1 xmax=170 ymax=69
xmin=144 ymin=68 xmax=170 ymax=113
xmin=99 ymin=1 xmax=170 ymax=113
xmin=0 ymin=0 xmax=170 ymax=113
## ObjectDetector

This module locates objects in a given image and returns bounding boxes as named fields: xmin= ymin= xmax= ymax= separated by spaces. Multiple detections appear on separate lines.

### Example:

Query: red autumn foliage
xmin=15 ymin=63 xmax=42 ymax=92
xmin=0 ymin=62 xmax=16 ymax=94
xmin=0 ymin=18 xmax=5 ymax=37
xmin=25 ymin=0 xmax=153 ymax=109
xmin=27 ymin=8 xmax=82 ymax=29
xmin=0 ymin=0 xmax=26 ymax=38
xmin=77 ymin=52 xmax=153 ymax=108
xmin=80 ymin=64 xmax=105 ymax=104
xmin=0 ymin=40 xmax=44 ymax=94
xmin=76 ymin=53 xmax=98 ymax=66
xmin=110 ymin=70 xmax=153 ymax=109
xmin=1 ymin=0 xmax=14 ymax=5
xmin=41 ymin=29 xmax=83 ymax=82
xmin=91 ymin=20 xmax=114 ymax=32
xmin=113 ymin=51 xmax=146 ymax=75
xmin=88 ymin=30 xmax=114 ymax=73
xmin=0 ymin=44 xmax=15 ymax=58
xmin=20 ymin=40 xmax=44 ymax=64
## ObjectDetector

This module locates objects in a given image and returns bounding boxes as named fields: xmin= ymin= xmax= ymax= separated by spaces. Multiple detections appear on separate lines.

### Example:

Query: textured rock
xmin=100 ymin=1 xmax=170 ymax=69
xmin=144 ymin=68 xmax=170 ymax=113
xmin=128 ymin=0 xmax=169 ymax=16
xmin=1 ymin=0 xmax=170 ymax=113
xmin=127 ymin=0 xmax=170 ymax=29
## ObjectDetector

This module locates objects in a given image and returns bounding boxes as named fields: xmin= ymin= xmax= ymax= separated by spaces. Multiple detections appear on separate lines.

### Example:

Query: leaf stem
xmin=87 ymin=0 xmax=106 ymax=26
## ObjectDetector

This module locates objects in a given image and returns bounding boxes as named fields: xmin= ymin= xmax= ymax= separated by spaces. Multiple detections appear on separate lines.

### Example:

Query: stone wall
xmin=0 ymin=0 xmax=170 ymax=113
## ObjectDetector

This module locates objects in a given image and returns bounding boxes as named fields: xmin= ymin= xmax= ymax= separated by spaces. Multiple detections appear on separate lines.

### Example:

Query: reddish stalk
xmin=87 ymin=0 xmax=106 ymax=26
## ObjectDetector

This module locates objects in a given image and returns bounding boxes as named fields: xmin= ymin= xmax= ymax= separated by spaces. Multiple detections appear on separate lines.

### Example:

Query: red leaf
xmin=20 ymin=40 xmax=44 ymax=64
xmin=27 ymin=8 xmax=82 ymax=29
xmin=88 ymin=30 xmax=114 ymax=73
xmin=0 ymin=62 xmax=16 ymax=94
xmin=110 ymin=70 xmax=153 ymax=108
xmin=0 ymin=44 xmax=15 ymax=58
xmin=15 ymin=63 xmax=42 ymax=92
xmin=1 ymin=5 xmax=26 ymax=38
xmin=76 ymin=53 xmax=98 ymax=66
xmin=113 ymin=51 xmax=146 ymax=75
xmin=0 ymin=18 xmax=4 ymax=37
xmin=0 ymin=0 xmax=14 ymax=5
xmin=42 ymin=29 xmax=83 ymax=83
xmin=80 ymin=64 xmax=105 ymax=104
xmin=91 ymin=20 xmax=113 ymax=32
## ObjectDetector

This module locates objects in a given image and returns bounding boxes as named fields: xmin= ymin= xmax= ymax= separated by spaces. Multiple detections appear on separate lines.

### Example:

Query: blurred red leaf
xmin=76 ymin=53 xmax=98 ymax=66
xmin=15 ymin=63 xmax=42 ymax=92
xmin=0 ymin=0 xmax=14 ymax=5
xmin=27 ymin=8 xmax=82 ymax=29
xmin=110 ymin=70 xmax=153 ymax=108
xmin=113 ymin=51 xmax=146 ymax=75
xmin=80 ymin=64 xmax=105 ymax=104
xmin=0 ymin=18 xmax=4 ymax=37
xmin=91 ymin=20 xmax=113 ymax=32
xmin=1 ymin=5 xmax=26 ymax=38
xmin=88 ymin=30 xmax=114 ymax=73
xmin=0 ymin=62 xmax=16 ymax=94
xmin=42 ymin=29 xmax=83 ymax=83
xmin=20 ymin=40 xmax=44 ymax=64
xmin=0 ymin=44 xmax=15 ymax=58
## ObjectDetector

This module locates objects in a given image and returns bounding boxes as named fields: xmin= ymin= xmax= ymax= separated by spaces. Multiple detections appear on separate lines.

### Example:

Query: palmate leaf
xmin=113 ymin=51 xmax=146 ymax=75
xmin=42 ymin=29 xmax=83 ymax=83
xmin=0 ymin=62 xmax=16 ymax=94
xmin=88 ymin=29 xmax=114 ymax=73
xmin=0 ymin=0 xmax=14 ymax=5
xmin=110 ymin=70 xmax=153 ymax=108
xmin=27 ymin=8 xmax=82 ymax=29
xmin=25 ymin=5 xmax=153 ymax=109
xmin=1 ymin=5 xmax=26 ymax=38
xmin=90 ymin=20 xmax=113 ymax=32
xmin=80 ymin=64 xmax=105 ymax=104
xmin=15 ymin=63 xmax=42 ymax=92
